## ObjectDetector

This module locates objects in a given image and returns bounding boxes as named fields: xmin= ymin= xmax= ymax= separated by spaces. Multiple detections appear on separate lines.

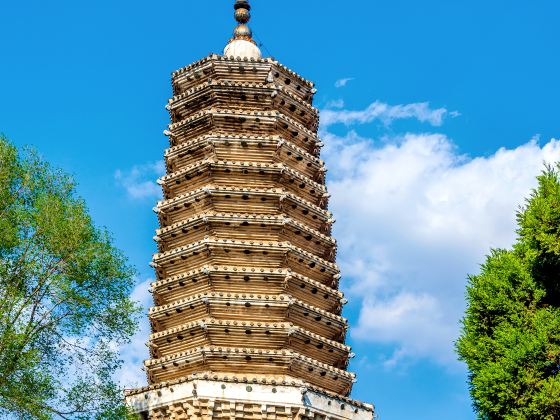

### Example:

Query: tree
xmin=0 ymin=136 xmax=141 ymax=419
xmin=457 ymin=164 xmax=560 ymax=419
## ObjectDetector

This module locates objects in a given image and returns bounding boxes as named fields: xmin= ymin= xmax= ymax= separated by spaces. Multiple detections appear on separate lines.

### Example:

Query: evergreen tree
xmin=457 ymin=164 xmax=560 ymax=419
xmin=0 ymin=136 xmax=141 ymax=419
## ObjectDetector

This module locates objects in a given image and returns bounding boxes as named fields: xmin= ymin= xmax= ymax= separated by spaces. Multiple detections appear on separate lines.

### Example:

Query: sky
xmin=1 ymin=0 xmax=559 ymax=418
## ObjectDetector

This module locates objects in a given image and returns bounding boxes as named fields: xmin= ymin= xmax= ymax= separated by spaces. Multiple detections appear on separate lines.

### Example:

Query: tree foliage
xmin=457 ymin=164 xmax=560 ymax=419
xmin=0 ymin=136 xmax=141 ymax=419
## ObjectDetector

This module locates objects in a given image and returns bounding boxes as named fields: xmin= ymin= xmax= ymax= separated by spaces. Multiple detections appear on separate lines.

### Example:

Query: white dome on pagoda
xmin=223 ymin=39 xmax=262 ymax=60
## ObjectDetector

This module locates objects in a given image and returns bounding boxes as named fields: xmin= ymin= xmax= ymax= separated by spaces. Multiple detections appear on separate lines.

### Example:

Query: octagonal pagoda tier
xmin=145 ymin=346 xmax=355 ymax=396
xmin=158 ymin=160 xmax=327 ymax=205
xmin=155 ymin=213 xmax=336 ymax=262
xmin=154 ymin=186 xmax=333 ymax=233
xmin=166 ymin=109 xmax=321 ymax=155
xmin=149 ymin=319 xmax=350 ymax=367
xmin=144 ymin=54 xmax=355 ymax=398
xmin=167 ymin=81 xmax=318 ymax=130
xmin=151 ymin=266 xmax=343 ymax=312
xmin=148 ymin=293 xmax=347 ymax=340
xmin=151 ymin=239 xmax=339 ymax=285
xmin=165 ymin=135 xmax=325 ymax=182
xmin=171 ymin=55 xmax=315 ymax=102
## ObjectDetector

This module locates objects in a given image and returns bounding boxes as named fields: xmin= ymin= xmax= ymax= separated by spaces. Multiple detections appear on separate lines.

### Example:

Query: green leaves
xmin=0 ymin=137 xmax=20 ymax=252
xmin=0 ymin=137 xmax=141 ymax=419
xmin=457 ymin=164 xmax=560 ymax=419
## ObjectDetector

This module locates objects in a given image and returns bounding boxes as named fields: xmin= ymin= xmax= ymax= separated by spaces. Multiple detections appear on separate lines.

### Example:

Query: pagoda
xmin=125 ymin=2 xmax=374 ymax=418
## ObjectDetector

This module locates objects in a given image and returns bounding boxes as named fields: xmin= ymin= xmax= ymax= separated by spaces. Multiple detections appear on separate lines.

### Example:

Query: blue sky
xmin=1 ymin=1 xmax=559 ymax=418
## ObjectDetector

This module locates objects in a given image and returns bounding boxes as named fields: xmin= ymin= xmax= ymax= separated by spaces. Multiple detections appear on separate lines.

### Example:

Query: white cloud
xmin=321 ymin=122 xmax=560 ymax=367
xmin=321 ymin=101 xmax=452 ymax=128
xmin=335 ymin=77 xmax=355 ymax=88
xmin=325 ymin=99 xmax=345 ymax=109
xmin=115 ymin=161 xmax=164 ymax=200
xmin=357 ymin=292 xmax=456 ymax=369
xmin=117 ymin=278 xmax=152 ymax=388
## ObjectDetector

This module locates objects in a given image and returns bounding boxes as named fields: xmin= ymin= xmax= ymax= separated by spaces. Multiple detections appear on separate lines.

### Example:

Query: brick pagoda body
xmin=125 ymin=2 xmax=374 ymax=419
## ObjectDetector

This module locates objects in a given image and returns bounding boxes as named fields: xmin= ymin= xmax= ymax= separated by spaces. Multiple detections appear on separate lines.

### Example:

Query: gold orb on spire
xmin=235 ymin=8 xmax=251 ymax=24
xmin=234 ymin=0 xmax=251 ymax=11
xmin=234 ymin=24 xmax=252 ymax=39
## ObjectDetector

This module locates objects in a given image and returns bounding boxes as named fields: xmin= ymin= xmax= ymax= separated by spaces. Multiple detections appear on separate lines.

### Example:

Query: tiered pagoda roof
xmin=126 ymin=1 xmax=374 ymax=418
xmin=144 ymin=47 xmax=356 ymax=395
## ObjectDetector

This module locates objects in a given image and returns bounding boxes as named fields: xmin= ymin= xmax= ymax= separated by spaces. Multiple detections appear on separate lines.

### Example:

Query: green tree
xmin=0 ymin=136 xmax=141 ymax=419
xmin=457 ymin=164 xmax=560 ymax=419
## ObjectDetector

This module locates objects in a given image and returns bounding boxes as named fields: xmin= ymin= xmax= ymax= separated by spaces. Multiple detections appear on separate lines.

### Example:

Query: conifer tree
xmin=457 ymin=164 xmax=560 ymax=419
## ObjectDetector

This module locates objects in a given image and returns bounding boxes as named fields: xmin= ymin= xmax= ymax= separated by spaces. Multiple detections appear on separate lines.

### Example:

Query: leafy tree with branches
xmin=457 ymin=164 xmax=560 ymax=419
xmin=0 ymin=136 xmax=141 ymax=419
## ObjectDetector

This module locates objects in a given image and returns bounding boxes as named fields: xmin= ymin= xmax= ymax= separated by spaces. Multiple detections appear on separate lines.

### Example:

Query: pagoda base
xmin=125 ymin=376 xmax=374 ymax=419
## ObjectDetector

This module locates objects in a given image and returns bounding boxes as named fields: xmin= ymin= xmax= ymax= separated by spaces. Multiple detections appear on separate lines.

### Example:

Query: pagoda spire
xmin=224 ymin=0 xmax=262 ymax=59
xmin=233 ymin=0 xmax=254 ymax=42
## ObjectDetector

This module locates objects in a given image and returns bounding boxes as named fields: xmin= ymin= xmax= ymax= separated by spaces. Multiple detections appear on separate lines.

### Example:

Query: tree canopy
xmin=0 ymin=136 xmax=141 ymax=419
xmin=457 ymin=164 xmax=560 ymax=419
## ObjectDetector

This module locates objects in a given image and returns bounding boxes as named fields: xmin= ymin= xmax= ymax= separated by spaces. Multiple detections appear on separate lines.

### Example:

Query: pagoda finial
xmin=223 ymin=0 xmax=262 ymax=59
xmin=233 ymin=0 xmax=254 ymax=42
